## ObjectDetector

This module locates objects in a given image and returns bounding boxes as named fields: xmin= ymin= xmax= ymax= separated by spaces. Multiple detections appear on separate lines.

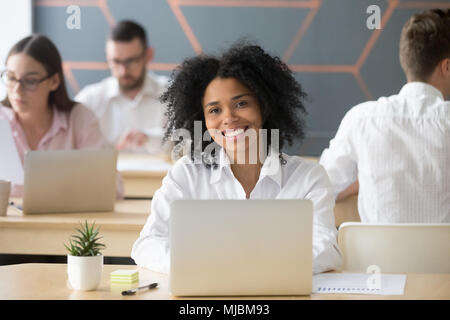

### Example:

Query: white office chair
xmin=338 ymin=222 xmax=450 ymax=273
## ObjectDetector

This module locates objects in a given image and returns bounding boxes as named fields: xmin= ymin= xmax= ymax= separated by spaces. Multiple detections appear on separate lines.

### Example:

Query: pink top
xmin=0 ymin=103 xmax=124 ymax=198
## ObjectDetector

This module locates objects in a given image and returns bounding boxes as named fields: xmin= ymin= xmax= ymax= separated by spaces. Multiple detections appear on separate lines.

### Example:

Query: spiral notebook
xmin=312 ymin=273 xmax=407 ymax=295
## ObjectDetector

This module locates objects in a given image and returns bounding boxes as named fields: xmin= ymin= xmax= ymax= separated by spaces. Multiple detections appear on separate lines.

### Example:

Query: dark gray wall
xmin=33 ymin=0 xmax=449 ymax=155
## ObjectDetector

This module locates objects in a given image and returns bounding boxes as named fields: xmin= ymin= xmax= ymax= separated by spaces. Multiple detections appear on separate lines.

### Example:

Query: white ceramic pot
xmin=67 ymin=254 xmax=103 ymax=291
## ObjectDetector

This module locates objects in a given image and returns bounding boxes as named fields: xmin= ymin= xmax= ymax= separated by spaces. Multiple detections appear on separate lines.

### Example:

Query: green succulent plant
xmin=64 ymin=221 xmax=106 ymax=256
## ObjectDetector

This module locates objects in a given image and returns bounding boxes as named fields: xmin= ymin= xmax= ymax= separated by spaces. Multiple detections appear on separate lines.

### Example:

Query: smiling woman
xmin=131 ymin=41 xmax=343 ymax=275
xmin=162 ymin=40 xmax=307 ymax=165
xmin=202 ymin=77 xmax=263 ymax=164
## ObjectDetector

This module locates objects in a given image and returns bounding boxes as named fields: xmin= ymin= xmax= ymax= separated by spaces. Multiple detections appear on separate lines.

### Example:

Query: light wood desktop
xmin=0 ymin=199 xmax=150 ymax=257
xmin=0 ymin=263 xmax=448 ymax=300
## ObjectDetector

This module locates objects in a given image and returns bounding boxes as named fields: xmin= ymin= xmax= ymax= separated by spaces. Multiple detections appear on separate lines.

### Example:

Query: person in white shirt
xmin=320 ymin=9 xmax=450 ymax=223
xmin=131 ymin=42 xmax=342 ymax=274
xmin=75 ymin=20 xmax=169 ymax=154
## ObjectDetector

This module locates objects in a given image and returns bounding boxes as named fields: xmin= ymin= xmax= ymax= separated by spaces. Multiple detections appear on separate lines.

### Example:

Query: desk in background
xmin=0 ymin=153 xmax=170 ymax=258
xmin=0 ymin=200 xmax=150 ymax=257
xmin=117 ymin=153 xmax=172 ymax=199
xmin=0 ymin=263 xmax=448 ymax=300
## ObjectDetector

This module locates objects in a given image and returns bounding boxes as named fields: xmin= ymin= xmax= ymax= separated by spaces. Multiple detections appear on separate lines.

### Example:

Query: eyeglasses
xmin=108 ymin=52 xmax=145 ymax=69
xmin=1 ymin=70 xmax=53 ymax=91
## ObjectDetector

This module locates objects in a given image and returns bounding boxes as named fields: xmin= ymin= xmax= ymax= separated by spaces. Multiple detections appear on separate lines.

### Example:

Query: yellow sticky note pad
xmin=110 ymin=269 xmax=139 ymax=284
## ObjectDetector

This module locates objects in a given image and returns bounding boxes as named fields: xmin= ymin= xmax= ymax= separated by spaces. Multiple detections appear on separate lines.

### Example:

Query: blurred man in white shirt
xmin=75 ymin=20 xmax=169 ymax=154
xmin=320 ymin=9 xmax=450 ymax=223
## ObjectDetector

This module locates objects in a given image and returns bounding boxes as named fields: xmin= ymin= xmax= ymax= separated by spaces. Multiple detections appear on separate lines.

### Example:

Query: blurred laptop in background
xmin=22 ymin=149 xmax=117 ymax=214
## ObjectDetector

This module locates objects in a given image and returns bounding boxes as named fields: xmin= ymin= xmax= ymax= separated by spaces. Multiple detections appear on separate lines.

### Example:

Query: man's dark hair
xmin=110 ymin=20 xmax=147 ymax=47
xmin=161 ymin=40 xmax=308 ymax=166
xmin=399 ymin=8 xmax=450 ymax=81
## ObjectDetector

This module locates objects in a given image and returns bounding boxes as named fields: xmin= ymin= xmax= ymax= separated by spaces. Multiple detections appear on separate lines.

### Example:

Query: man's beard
xmin=119 ymin=68 xmax=146 ymax=92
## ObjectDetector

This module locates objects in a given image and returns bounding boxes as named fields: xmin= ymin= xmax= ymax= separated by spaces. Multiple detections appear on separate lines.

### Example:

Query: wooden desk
xmin=0 ymin=263 xmax=448 ymax=300
xmin=118 ymin=153 xmax=171 ymax=199
xmin=0 ymin=200 xmax=150 ymax=257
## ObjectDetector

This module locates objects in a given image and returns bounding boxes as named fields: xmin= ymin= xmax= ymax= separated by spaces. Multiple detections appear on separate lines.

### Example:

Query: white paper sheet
xmin=312 ymin=273 xmax=407 ymax=295
xmin=0 ymin=119 xmax=24 ymax=184
xmin=117 ymin=157 xmax=172 ymax=172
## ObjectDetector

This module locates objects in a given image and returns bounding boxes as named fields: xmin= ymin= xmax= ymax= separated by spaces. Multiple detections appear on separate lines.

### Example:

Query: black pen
xmin=121 ymin=282 xmax=158 ymax=295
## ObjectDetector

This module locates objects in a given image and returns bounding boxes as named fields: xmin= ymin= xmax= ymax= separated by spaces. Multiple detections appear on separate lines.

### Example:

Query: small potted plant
xmin=65 ymin=221 xmax=106 ymax=291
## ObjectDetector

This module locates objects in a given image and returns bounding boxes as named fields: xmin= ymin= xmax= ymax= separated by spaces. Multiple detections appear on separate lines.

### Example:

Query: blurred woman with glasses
xmin=0 ymin=34 xmax=123 ymax=198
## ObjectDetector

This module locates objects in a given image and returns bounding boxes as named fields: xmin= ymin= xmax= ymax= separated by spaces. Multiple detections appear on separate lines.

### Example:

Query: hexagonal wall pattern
xmin=34 ymin=0 xmax=450 ymax=155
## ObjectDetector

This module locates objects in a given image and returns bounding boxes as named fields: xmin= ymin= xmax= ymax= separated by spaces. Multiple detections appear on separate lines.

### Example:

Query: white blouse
xmin=131 ymin=148 xmax=342 ymax=274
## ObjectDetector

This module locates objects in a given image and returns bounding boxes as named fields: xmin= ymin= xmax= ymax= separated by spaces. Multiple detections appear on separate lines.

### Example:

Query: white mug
xmin=0 ymin=180 xmax=11 ymax=216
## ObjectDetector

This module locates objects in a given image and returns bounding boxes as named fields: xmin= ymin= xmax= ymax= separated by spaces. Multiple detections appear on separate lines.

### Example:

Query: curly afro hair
xmin=161 ymin=40 xmax=308 ymax=164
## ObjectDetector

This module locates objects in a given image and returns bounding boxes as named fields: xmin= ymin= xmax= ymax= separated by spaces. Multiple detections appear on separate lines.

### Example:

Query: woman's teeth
xmin=224 ymin=128 xmax=245 ymax=137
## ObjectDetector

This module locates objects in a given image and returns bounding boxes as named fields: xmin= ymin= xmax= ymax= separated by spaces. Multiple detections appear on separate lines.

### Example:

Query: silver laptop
xmin=22 ymin=149 xmax=117 ymax=214
xmin=169 ymin=199 xmax=313 ymax=296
